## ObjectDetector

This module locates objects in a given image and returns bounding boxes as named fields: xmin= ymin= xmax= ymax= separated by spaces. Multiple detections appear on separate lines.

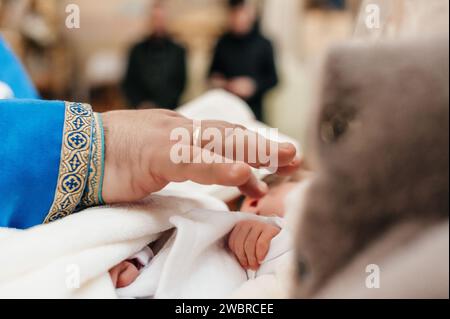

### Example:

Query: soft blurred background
xmin=0 ymin=0 xmax=369 ymax=142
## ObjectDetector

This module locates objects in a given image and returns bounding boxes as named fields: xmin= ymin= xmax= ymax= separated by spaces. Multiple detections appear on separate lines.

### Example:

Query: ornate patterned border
xmin=44 ymin=102 xmax=94 ymax=223
xmin=78 ymin=112 xmax=104 ymax=208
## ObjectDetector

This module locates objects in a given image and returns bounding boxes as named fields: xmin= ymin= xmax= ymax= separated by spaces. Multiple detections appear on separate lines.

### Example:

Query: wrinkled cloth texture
xmin=117 ymin=210 xmax=291 ymax=299
xmin=0 ymin=190 xmax=291 ymax=299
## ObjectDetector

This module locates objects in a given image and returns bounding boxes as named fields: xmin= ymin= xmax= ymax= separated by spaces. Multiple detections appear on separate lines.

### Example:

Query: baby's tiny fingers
xmin=255 ymin=227 xmax=280 ymax=263
xmin=228 ymin=225 xmax=240 ymax=252
xmin=244 ymin=227 xmax=262 ymax=270
xmin=234 ymin=224 xmax=252 ymax=268
xmin=256 ymin=238 xmax=270 ymax=264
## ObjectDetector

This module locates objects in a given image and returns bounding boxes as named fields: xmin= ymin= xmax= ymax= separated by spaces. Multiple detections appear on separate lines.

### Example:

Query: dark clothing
xmin=209 ymin=28 xmax=278 ymax=121
xmin=123 ymin=36 xmax=186 ymax=110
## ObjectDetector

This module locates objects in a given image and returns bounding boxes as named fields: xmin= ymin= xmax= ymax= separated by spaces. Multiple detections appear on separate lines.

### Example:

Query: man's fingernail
xmin=291 ymin=156 xmax=302 ymax=165
xmin=280 ymin=142 xmax=294 ymax=150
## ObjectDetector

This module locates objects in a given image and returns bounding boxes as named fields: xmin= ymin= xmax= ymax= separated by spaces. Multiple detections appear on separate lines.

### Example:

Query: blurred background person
xmin=208 ymin=0 xmax=278 ymax=122
xmin=122 ymin=1 xmax=186 ymax=110
xmin=306 ymin=0 xmax=346 ymax=10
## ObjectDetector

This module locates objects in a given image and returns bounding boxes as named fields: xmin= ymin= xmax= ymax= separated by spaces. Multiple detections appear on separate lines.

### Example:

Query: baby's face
xmin=240 ymin=182 xmax=297 ymax=217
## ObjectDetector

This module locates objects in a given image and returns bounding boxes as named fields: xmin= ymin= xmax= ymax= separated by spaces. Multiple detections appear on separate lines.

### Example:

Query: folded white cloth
xmin=117 ymin=210 xmax=291 ymax=299
xmin=0 ymin=191 xmax=226 ymax=298
xmin=0 ymin=190 xmax=291 ymax=299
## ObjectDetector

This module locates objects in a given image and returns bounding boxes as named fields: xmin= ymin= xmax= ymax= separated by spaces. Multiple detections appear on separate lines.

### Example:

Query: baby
xmin=109 ymin=173 xmax=306 ymax=289
xmin=227 ymin=179 xmax=298 ymax=271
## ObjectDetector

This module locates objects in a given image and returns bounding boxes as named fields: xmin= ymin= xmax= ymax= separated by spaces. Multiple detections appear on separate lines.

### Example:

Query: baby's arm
xmin=109 ymin=246 xmax=154 ymax=288
xmin=109 ymin=261 xmax=140 ymax=288
xmin=228 ymin=220 xmax=281 ymax=270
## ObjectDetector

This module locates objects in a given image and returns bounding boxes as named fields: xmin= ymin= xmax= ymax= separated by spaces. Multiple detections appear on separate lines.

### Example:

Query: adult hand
xmin=101 ymin=109 xmax=300 ymax=204
xmin=227 ymin=77 xmax=257 ymax=99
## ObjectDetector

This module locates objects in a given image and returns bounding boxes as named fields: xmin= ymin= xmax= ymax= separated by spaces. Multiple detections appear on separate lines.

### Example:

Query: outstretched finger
xmin=276 ymin=156 xmax=303 ymax=176
xmin=165 ymin=146 xmax=268 ymax=198
xmin=245 ymin=225 xmax=263 ymax=270
xmin=191 ymin=120 xmax=298 ymax=171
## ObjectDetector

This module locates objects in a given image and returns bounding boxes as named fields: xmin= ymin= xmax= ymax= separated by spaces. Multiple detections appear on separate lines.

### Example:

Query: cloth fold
xmin=0 ymin=190 xmax=290 ymax=299
xmin=0 ymin=191 xmax=225 ymax=298
xmin=117 ymin=209 xmax=290 ymax=299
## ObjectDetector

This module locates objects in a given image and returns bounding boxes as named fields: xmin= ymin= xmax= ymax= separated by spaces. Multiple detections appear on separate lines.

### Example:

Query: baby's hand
xmin=109 ymin=261 xmax=140 ymax=288
xmin=228 ymin=220 xmax=281 ymax=270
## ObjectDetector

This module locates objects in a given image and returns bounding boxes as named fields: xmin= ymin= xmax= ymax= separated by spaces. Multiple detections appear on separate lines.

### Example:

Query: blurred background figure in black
xmin=0 ymin=0 xmax=366 ymax=138
xmin=208 ymin=0 xmax=278 ymax=122
xmin=306 ymin=0 xmax=346 ymax=10
xmin=122 ymin=1 xmax=186 ymax=110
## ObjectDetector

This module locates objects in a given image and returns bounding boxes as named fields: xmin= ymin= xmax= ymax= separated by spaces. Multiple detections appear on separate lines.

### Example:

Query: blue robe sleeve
xmin=1 ymin=37 xmax=104 ymax=229
xmin=0 ymin=37 xmax=39 ymax=99
xmin=0 ymin=100 xmax=105 ymax=229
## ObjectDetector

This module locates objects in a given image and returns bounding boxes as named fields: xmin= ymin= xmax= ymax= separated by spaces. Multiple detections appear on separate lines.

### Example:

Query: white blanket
xmin=117 ymin=211 xmax=291 ymax=299
xmin=0 ymin=191 xmax=289 ymax=299
xmin=0 ymin=191 xmax=219 ymax=298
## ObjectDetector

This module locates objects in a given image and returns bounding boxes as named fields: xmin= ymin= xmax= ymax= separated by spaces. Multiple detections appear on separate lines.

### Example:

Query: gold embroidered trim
xmin=79 ymin=112 xmax=103 ymax=208
xmin=44 ymin=102 xmax=93 ymax=223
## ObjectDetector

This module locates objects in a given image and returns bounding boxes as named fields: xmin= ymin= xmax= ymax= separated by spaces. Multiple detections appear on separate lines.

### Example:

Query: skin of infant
xmin=109 ymin=182 xmax=297 ymax=288
xmin=229 ymin=182 xmax=297 ymax=270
